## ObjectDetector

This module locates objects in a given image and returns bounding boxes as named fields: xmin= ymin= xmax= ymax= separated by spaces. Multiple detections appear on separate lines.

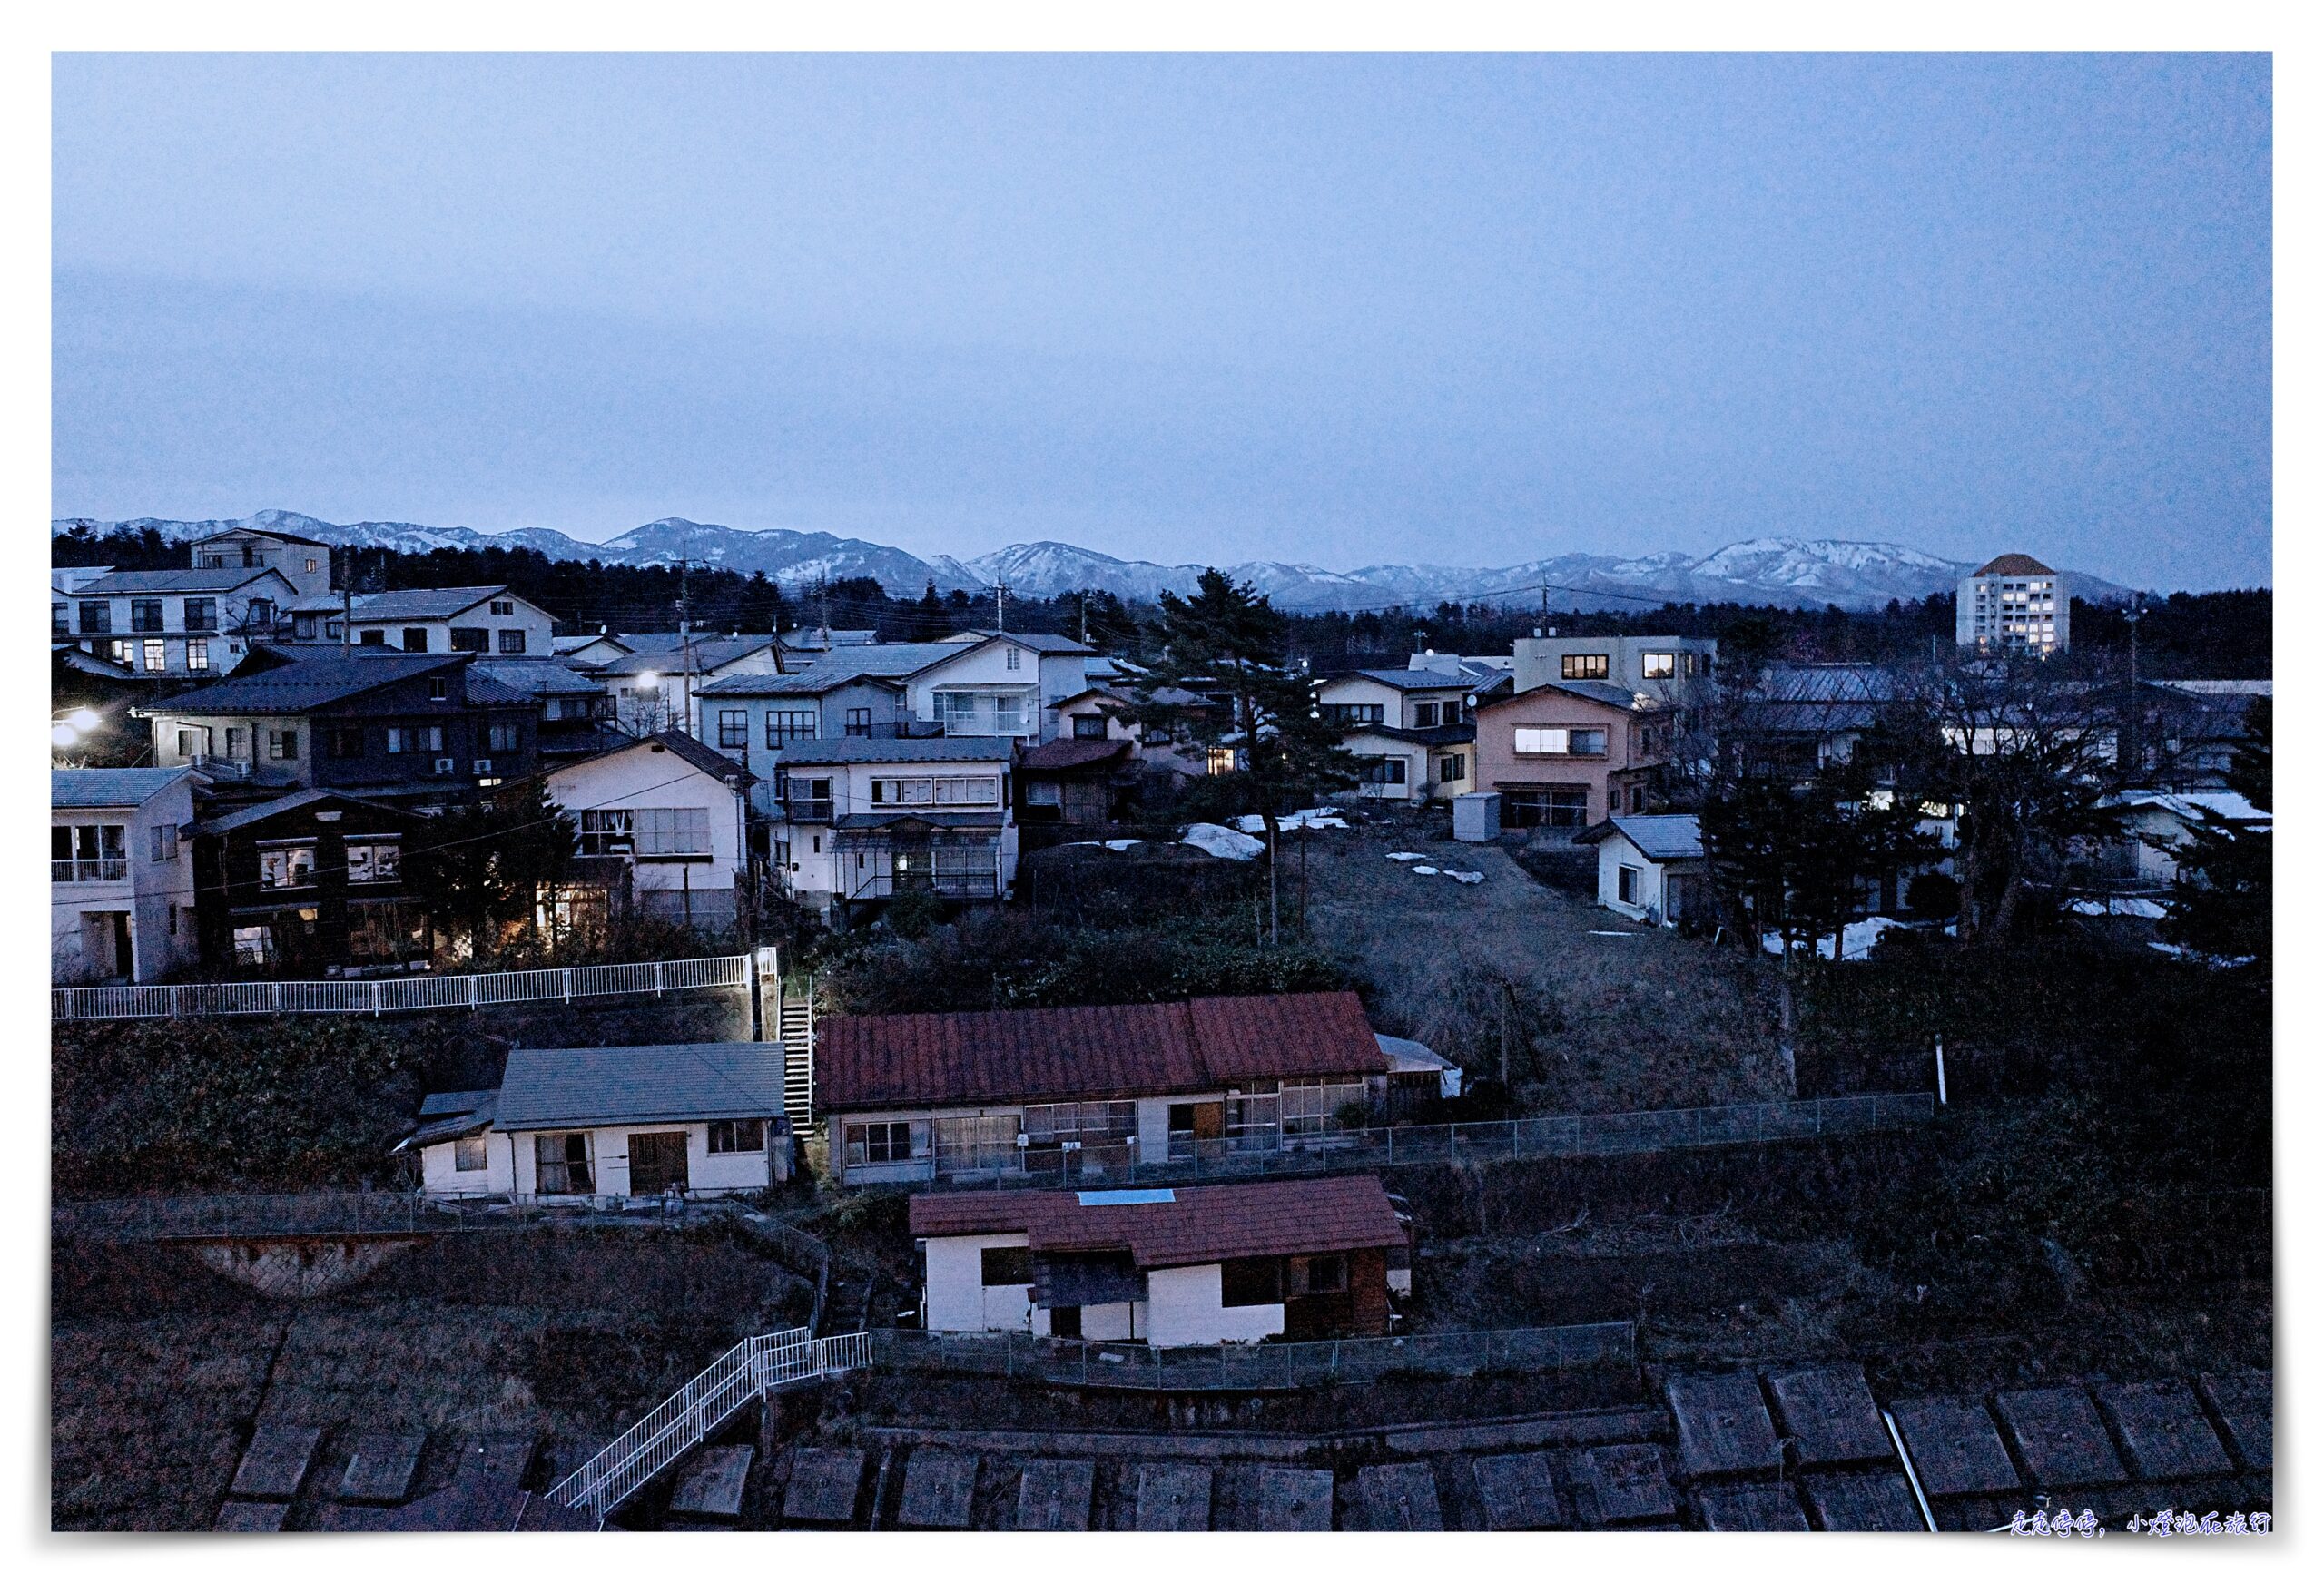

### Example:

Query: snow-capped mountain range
xmin=53 ymin=509 xmax=2131 ymax=612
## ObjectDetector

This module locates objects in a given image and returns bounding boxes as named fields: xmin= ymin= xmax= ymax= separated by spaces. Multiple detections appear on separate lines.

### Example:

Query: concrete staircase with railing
xmin=775 ymin=975 xmax=815 ymax=1125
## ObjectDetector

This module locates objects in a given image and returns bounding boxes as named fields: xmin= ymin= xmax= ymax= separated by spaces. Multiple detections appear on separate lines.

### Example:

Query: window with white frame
xmin=346 ymin=840 xmax=401 ymax=882
xmin=1640 ymin=652 xmax=1676 ymax=680
xmin=871 ymin=775 xmax=1000 ymax=807
xmin=633 ymin=807 xmax=711 ymax=856
xmin=142 ymin=640 xmax=168 ymax=673
xmin=577 ymin=809 xmax=633 ymax=855
xmin=1512 ymin=726 xmax=1607 ymax=756
xmin=1617 ymin=864 xmax=1640 ymax=904
xmin=1438 ymin=753 xmax=1466 ymax=783
xmin=185 ymin=639 xmax=210 ymax=672
xmin=52 ymin=824 xmax=126 ymax=882
xmin=1280 ymin=1079 xmax=1368 ymax=1137
xmin=1021 ymin=1100 xmax=1137 ymax=1147
xmin=259 ymin=844 xmax=316 ymax=888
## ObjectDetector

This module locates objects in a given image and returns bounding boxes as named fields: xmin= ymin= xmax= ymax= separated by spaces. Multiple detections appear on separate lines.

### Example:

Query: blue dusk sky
xmin=54 ymin=53 xmax=2270 ymax=589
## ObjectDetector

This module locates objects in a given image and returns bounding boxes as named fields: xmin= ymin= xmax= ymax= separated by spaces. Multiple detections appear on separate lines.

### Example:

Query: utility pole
xmin=340 ymin=547 xmax=354 ymax=655
xmin=1079 ymin=591 xmax=1088 ymax=646
xmin=995 ymin=582 xmax=1007 ymax=634
xmin=2125 ymin=595 xmax=2143 ymax=778
xmin=677 ymin=529 xmax=694 ymax=738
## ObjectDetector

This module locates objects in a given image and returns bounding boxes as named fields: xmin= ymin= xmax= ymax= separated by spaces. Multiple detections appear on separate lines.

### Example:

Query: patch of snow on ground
xmin=1386 ymin=850 xmax=1426 ymax=861
xmin=1235 ymin=807 xmax=1349 ymax=833
xmin=1411 ymin=865 xmax=1440 ymax=875
xmin=1445 ymin=870 xmax=1484 ymax=884
xmin=1760 ymin=916 xmax=1910 ymax=961
xmin=1103 ymin=839 xmax=1143 ymax=850
xmin=2070 ymin=896 xmax=2167 ymax=919
xmin=1181 ymin=822 xmax=1265 ymax=860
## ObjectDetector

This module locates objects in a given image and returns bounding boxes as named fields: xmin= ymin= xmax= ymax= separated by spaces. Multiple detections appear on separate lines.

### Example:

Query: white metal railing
xmin=546 ymin=1327 xmax=864 ymax=1523
xmin=53 ymin=954 xmax=753 ymax=1022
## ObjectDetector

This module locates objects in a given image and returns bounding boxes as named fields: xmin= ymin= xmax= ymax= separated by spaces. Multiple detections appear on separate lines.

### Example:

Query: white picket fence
xmin=51 ymin=955 xmax=753 ymax=1022
xmin=547 ymin=1328 xmax=871 ymax=1523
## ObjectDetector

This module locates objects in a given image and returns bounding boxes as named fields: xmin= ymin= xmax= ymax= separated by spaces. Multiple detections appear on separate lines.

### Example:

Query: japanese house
xmin=1574 ymin=814 xmax=1709 ymax=928
xmin=767 ymin=735 xmax=1019 ymax=921
xmin=911 ymin=1175 xmax=1411 ymax=1345
xmin=186 ymin=789 xmax=432 ymax=973
xmin=399 ymin=1043 xmax=792 ymax=1201
xmin=542 ymin=730 xmax=754 ymax=931
xmin=51 ymin=767 xmax=202 ymax=984
xmin=1470 ymin=678 xmax=1676 ymax=832
xmin=817 ymin=991 xmax=1394 ymax=1186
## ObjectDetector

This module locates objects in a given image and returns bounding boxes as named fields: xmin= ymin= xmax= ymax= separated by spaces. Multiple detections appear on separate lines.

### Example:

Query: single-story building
xmin=910 ymin=1175 xmax=1412 ymax=1345
xmin=1575 ymin=813 xmax=1707 ymax=926
xmin=2096 ymin=789 xmax=2269 ymax=888
xmin=399 ymin=1043 xmax=792 ymax=1202
xmin=818 ymin=991 xmax=1394 ymax=1187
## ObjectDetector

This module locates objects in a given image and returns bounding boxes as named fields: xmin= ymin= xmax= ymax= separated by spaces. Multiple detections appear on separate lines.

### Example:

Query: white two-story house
xmin=543 ymin=730 xmax=754 ymax=931
xmin=901 ymin=632 xmax=1095 ymax=744
xmin=347 ymin=585 xmax=557 ymax=659
xmin=768 ymin=736 xmax=1019 ymax=920
xmin=55 ymin=567 xmax=298 ymax=678
xmin=1314 ymin=664 xmax=1485 ymax=803
xmin=51 ymin=768 xmax=202 ymax=984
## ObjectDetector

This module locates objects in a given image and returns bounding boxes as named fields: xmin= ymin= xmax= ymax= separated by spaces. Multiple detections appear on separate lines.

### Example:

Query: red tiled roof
xmin=817 ymin=991 xmax=1384 ymax=1110
xmin=907 ymin=1175 xmax=1406 ymax=1269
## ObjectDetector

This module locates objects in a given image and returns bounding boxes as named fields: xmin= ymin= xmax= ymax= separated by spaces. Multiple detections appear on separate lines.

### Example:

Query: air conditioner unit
xmin=472 ymin=759 xmax=493 ymax=774
xmin=433 ymin=757 xmax=455 ymax=774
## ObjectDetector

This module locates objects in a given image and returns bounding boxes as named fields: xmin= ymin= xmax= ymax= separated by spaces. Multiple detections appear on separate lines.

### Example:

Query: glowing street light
xmin=66 ymin=708 xmax=101 ymax=733
xmin=53 ymin=724 xmax=80 ymax=749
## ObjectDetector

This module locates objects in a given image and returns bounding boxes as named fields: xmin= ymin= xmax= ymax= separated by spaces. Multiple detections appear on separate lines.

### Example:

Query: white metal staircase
xmin=776 ymin=974 xmax=815 ymax=1124
xmin=545 ymin=1327 xmax=871 ymax=1524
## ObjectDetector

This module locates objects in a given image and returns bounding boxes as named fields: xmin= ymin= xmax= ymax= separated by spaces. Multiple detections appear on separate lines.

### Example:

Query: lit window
xmin=1561 ymin=654 xmax=1610 ymax=680
xmin=143 ymin=640 xmax=168 ymax=673
xmin=185 ymin=639 xmax=210 ymax=672
xmin=1640 ymin=653 xmax=1676 ymax=680
xmin=259 ymin=845 xmax=317 ymax=888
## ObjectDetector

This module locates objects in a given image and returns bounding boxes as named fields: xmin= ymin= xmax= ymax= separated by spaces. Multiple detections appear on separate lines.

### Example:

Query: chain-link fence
xmin=867 ymin=1321 xmax=1635 ymax=1391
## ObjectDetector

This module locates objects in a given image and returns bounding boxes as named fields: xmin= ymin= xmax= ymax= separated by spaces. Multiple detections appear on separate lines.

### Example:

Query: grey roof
xmin=493 ymin=1044 xmax=788 ymax=1130
xmin=555 ymin=729 xmax=750 ymax=786
xmin=943 ymin=630 xmax=1095 ymax=655
xmin=773 ymin=734 xmax=1017 ymax=766
xmin=1376 ymin=1032 xmax=1457 ymax=1072
xmin=696 ymin=658 xmax=912 ymax=697
xmin=1333 ymin=668 xmax=1474 ymax=693
xmin=1338 ymin=723 xmax=1475 ymax=749
xmin=195 ymin=522 xmax=330 ymax=546
xmin=138 ymin=653 xmax=465 ymax=715
xmin=52 ymin=767 xmax=194 ymax=809
xmin=1499 ymin=678 xmax=1669 ymax=713
xmin=74 ymin=566 xmax=290 ymax=595
xmin=420 ymin=1088 xmax=498 ymax=1116
xmin=469 ymin=658 xmax=606 ymax=697
xmin=1580 ymin=814 xmax=1704 ymax=861
xmin=191 ymin=788 xmax=424 ymax=836
xmin=350 ymin=585 xmax=515 ymax=621
xmin=398 ymin=1094 xmax=497 ymax=1152
xmin=594 ymin=635 xmax=782 ymax=676
xmin=554 ymin=633 xmax=628 ymax=655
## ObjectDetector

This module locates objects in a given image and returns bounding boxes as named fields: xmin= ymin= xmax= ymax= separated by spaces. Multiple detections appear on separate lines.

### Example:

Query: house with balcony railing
xmin=54 ymin=565 xmax=298 ymax=678
xmin=763 ymin=735 xmax=1019 ymax=922
xmin=52 ymin=768 xmax=202 ymax=985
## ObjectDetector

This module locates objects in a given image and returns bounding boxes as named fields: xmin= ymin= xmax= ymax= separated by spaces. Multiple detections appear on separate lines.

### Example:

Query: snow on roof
xmin=2107 ymin=789 xmax=2269 ymax=827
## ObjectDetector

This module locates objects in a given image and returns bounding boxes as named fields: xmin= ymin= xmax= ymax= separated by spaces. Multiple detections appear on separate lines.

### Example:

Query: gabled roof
xmin=2103 ymin=790 xmax=2269 ymax=828
xmin=396 ymin=1091 xmax=498 ymax=1152
xmin=554 ymin=633 xmax=630 ymax=656
xmin=468 ymin=658 xmax=606 ymax=698
xmin=493 ymin=1043 xmax=787 ymax=1130
xmin=1018 ymin=737 xmax=1134 ymax=772
xmin=52 ymin=767 xmax=195 ymax=810
xmin=350 ymin=585 xmax=519 ymax=622
xmin=772 ymin=735 xmax=1016 ymax=767
xmin=908 ymin=1175 xmax=1406 ymax=1269
xmin=1972 ymin=554 xmax=2057 ymax=577
xmin=819 ymin=991 xmax=1384 ymax=1110
xmin=194 ymin=523 xmax=330 ymax=547
xmin=593 ymin=635 xmax=783 ymax=677
xmin=1324 ymin=668 xmax=1473 ymax=693
xmin=190 ymin=788 xmax=425 ymax=837
xmin=74 ymin=566 xmax=294 ymax=595
xmin=936 ymin=630 xmax=1094 ymax=656
xmin=552 ymin=729 xmax=751 ymax=786
xmin=136 ymin=653 xmax=467 ymax=716
xmin=1576 ymin=813 xmax=1705 ymax=861
xmin=697 ymin=643 xmax=973 ymax=695
xmin=1484 ymin=678 xmax=1668 ymax=713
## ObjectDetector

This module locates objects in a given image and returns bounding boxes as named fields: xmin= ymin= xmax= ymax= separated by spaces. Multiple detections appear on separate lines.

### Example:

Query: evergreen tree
xmin=2162 ymin=695 xmax=2270 ymax=968
xmin=401 ymin=784 xmax=576 ymax=959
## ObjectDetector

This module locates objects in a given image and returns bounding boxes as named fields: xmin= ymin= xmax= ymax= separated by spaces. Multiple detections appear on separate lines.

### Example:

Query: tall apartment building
xmin=1956 ymin=555 xmax=2069 ymax=656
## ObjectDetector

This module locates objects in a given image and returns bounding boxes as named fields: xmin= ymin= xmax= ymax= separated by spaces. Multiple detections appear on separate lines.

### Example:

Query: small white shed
xmin=1575 ymin=814 xmax=1707 ymax=926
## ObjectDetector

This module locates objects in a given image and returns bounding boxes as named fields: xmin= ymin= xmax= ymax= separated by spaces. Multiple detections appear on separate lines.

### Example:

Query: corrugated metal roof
xmin=910 ymin=1175 xmax=1405 ymax=1269
xmin=553 ymin=729 xmax=750 ymax=786
xmin=494 ymin=1044 xmax=789 ymax=1130
xmin=1600 ymin=814 xmax=1705 ymax=861
xmin=74 ymin=566 xmax=291 ymax=595
xmin=819 ymin=991 xmax=1384 ymax=1110
xmin=52 ymin=767 xmax=194 ymax=809
xmin=1335 ymin=668 xmax=1472 ymax=693
xmin=191 ymin=789 xmax=424 ymax=836
xmin=349 ymin=585 xmax=513 ymax=621
xmin=420 ymin=1088 xmax=497 ymax=1116
xmin=773 ymin=735 xmax=1016 ymax=766
xmin=140 ymin=653 xmax=465 ymax=715
xmin=469 ymin=658 xmax=606 ymax=696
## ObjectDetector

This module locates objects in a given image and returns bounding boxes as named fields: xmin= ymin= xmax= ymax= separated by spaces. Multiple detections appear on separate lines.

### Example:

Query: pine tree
xmin=401 ymin=783 xmax=577 ymax=959
xmin=2162 ymin=695 xmax=2270 ymax=968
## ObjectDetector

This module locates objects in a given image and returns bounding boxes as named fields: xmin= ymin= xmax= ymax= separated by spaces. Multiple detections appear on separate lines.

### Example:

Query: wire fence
xmin=868 ymin=1321 xmax=1636 ymax=1391
xmin=51 ymin=954 xmax=753 ymax=1022
xmin=901 ymin=1092 xmax=1936 ymax=1190
xmin=51 ymin=1190 xmax=458 ymax=1243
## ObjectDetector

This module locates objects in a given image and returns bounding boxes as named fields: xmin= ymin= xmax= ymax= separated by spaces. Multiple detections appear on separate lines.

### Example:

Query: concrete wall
xmin=1146 ymin=1263 xmax=1281 ymax=1346
xmin=923 ymin=1231 xmax=1036 ymax=1332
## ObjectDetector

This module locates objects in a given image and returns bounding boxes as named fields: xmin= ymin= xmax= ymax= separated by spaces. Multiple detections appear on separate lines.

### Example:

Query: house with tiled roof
xmin=543 ymin=730 xmax=755 ymax=931
xmin=818 ymin=990 xmax=1395 ymax=1186
xmin=911 ymin=1175 xmax=1412 ymax=1344
xmin=1312 ymin=664 xmax=1480 ymax=803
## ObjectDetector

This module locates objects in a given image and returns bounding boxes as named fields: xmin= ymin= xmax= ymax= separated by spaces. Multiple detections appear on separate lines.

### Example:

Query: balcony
xmin=781 ymin=799 xmax=836 ymax=824
xmin=51 ymin=859 xmax=128 ymax=884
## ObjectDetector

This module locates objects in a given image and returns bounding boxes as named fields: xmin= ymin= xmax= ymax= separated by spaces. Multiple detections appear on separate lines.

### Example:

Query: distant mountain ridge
xmin=52 ymin=508 xmax=2132 ymax=612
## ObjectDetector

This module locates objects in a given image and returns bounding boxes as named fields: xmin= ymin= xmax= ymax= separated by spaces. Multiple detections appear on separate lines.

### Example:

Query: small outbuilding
xmin=399 ymin=1043 xmax=791 ymax=1203
xmin=910 ymin=1175 xmax=1412 ymax=1346
xmin=1575 ymin=813 xmax=1707 ymax=926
